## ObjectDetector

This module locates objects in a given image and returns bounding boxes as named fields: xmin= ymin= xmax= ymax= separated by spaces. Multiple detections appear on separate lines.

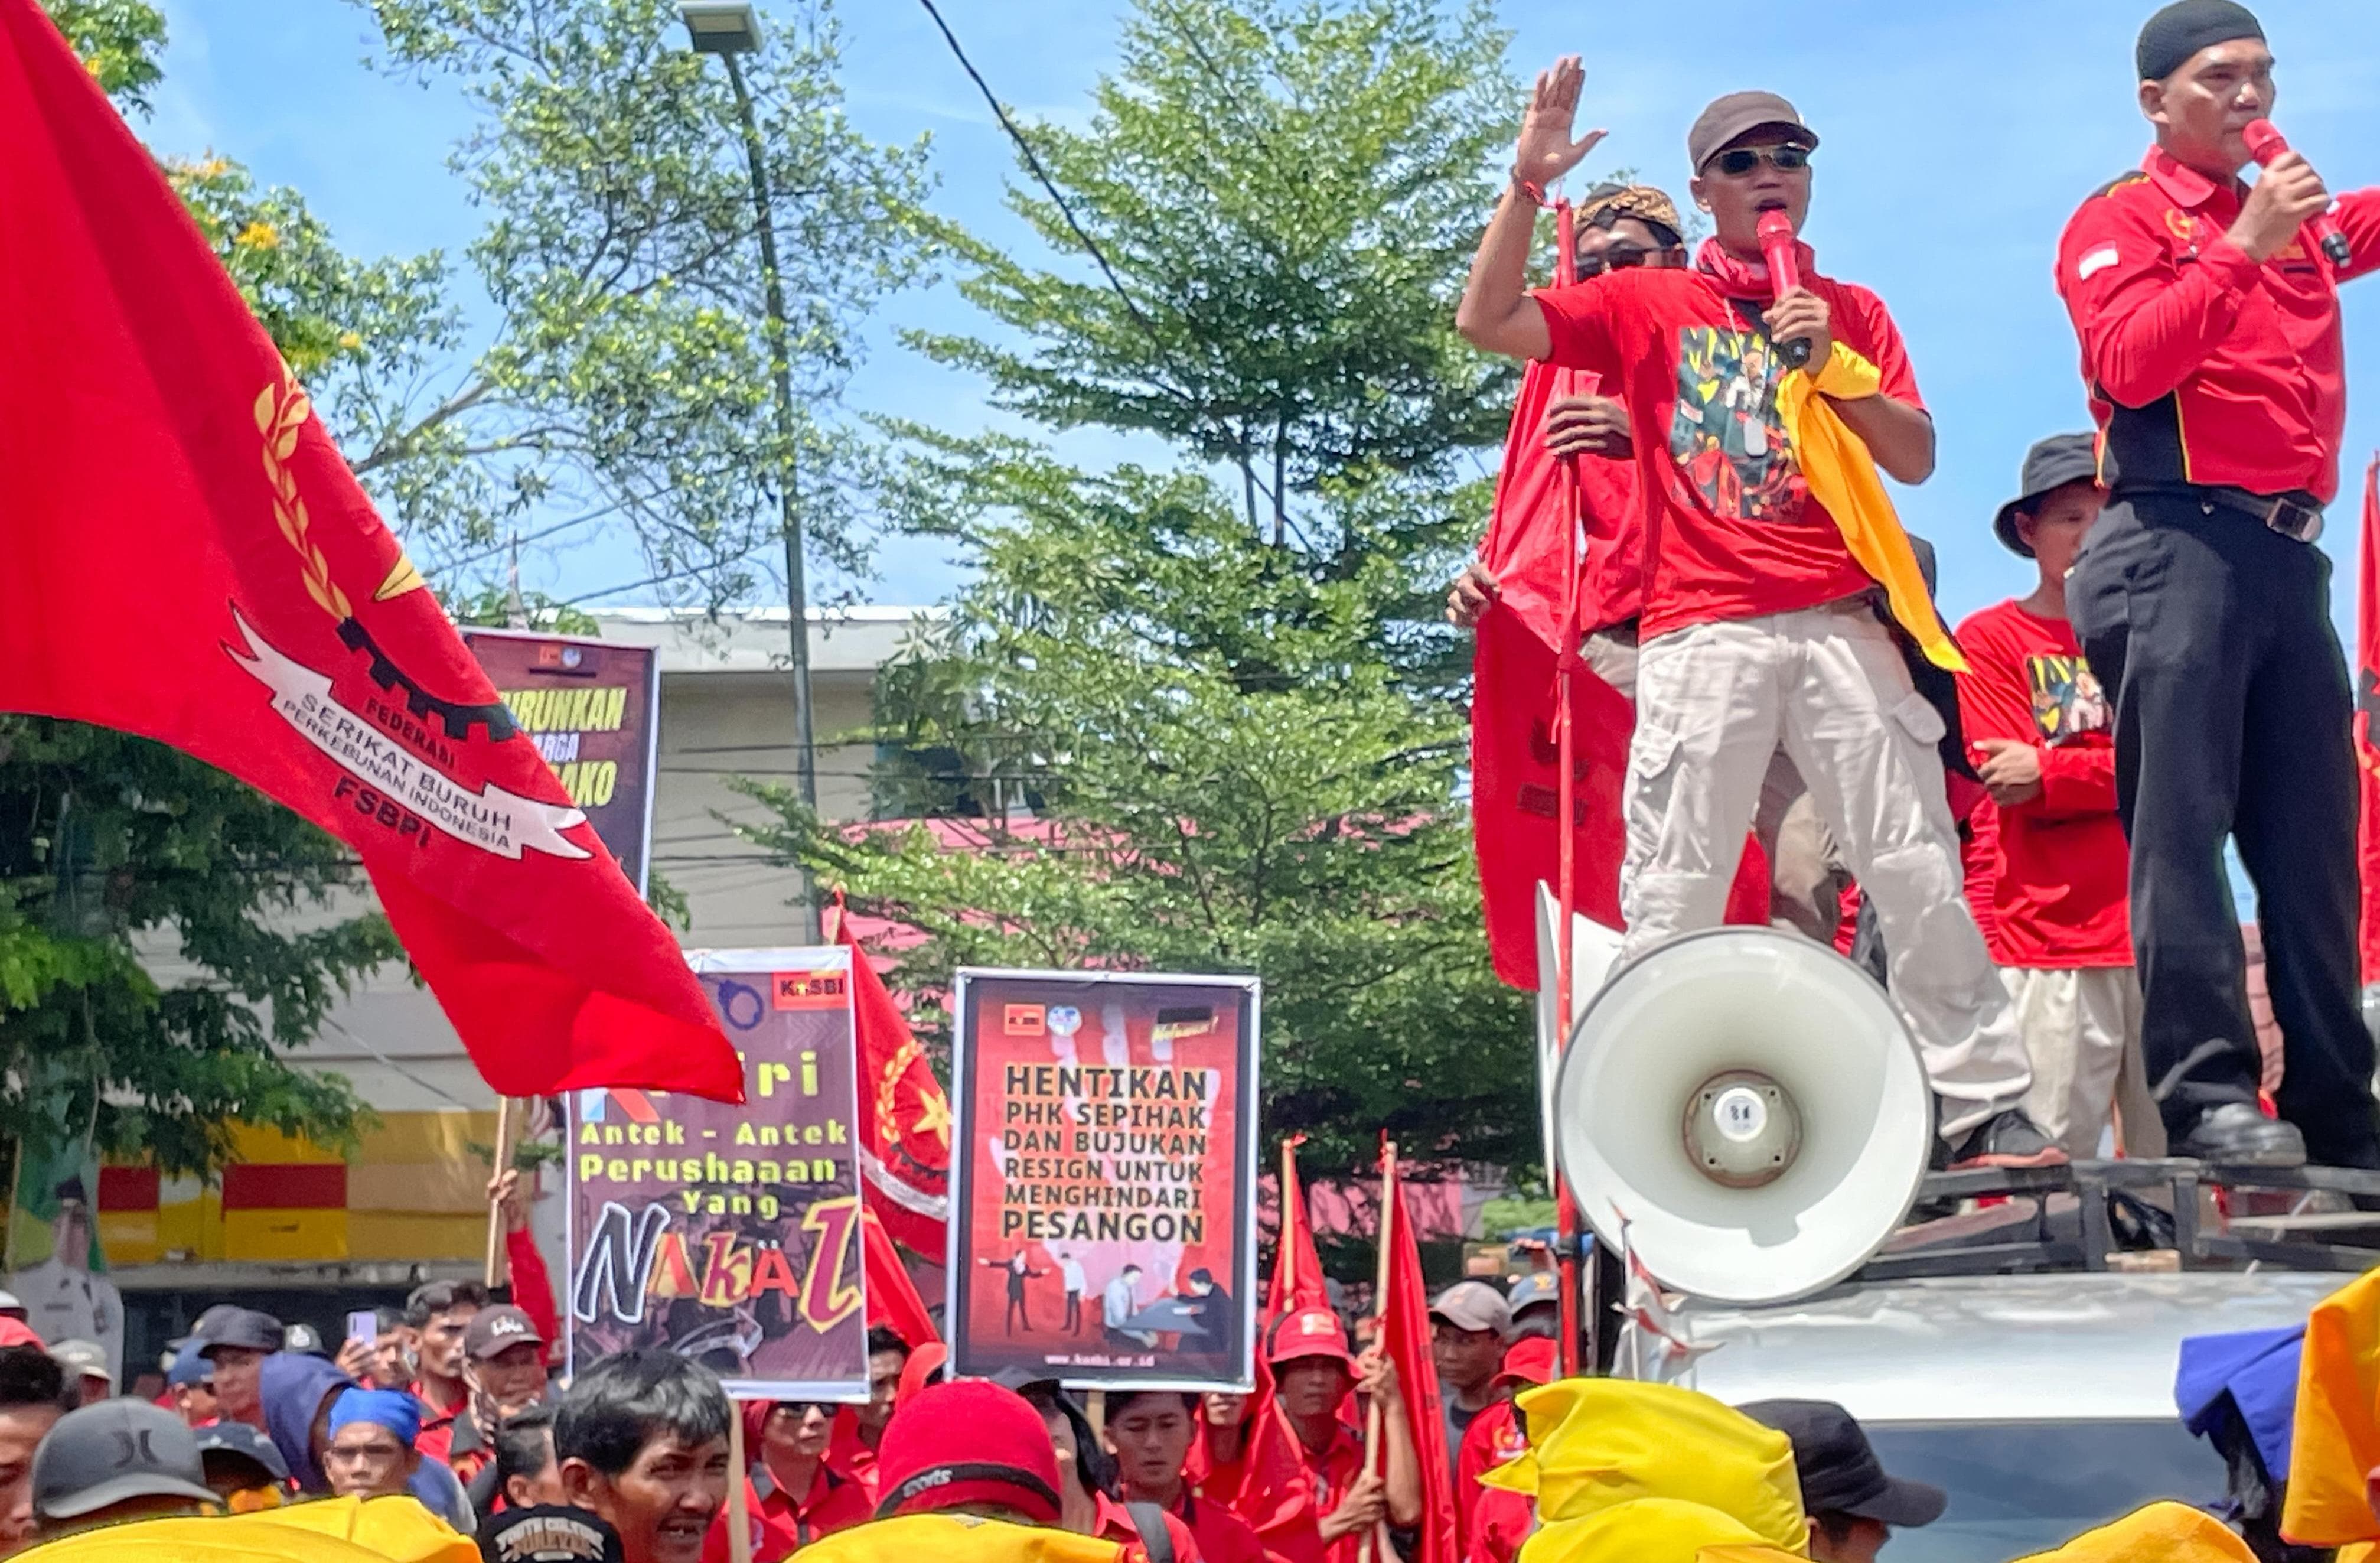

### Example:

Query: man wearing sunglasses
xmin=1449 ymin=181 xmax=1848 ymax=945
xmin=1457 ymin=63 xmax=2052 ymax=1168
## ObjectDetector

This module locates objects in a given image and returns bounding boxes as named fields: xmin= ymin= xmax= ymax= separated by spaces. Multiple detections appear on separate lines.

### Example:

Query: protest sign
xmin=946 ymin=970 xmax=1259 ymax=1390
xmin=462 ymin=629 xmax=662 ymax=893
xmin=565 ymin=947 xmax=868 ymax=1400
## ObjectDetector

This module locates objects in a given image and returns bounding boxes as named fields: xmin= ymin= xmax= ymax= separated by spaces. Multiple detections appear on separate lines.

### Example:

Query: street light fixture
xmin=679 ymin=1 xmax=761 ymax=54
xmin=677 ymin=0 xmax=823 ymax=944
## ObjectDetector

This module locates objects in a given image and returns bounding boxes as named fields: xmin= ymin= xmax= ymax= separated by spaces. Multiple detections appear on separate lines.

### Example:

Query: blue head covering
xmin=329 ymin=1387 xmax=422 ymax=1447
xmin=259 ymin=1348 xmax=358 ymax=1492
xmin=165 ymin=1338 xmax=211 ymax=1388
xmin=2176 ymin=1325 xmax=2304 ymax=1480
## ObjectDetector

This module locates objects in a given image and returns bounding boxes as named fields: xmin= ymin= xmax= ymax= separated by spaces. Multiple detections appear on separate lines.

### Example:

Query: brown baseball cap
xmin=464 ymin=1304 xmax=546 ymax=1360
xmin=1687 ymin=91 xmax=1819 ymax=171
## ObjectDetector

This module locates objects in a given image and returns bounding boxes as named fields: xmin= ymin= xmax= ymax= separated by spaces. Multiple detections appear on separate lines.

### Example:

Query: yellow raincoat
xmin=1478 ymin=1378 xmax=1807 ymax=1563
xmin=2009 ymin=1501 xmax=2255 ymax=1563
xmin=1774 ymin=343 xmax=1965 ymax=673
xmin=798 ymin=1513 xmax=1136 ymax=1563
xmin=20 ymin=1494 xmax=474 ymax=1563
xmin=2283 ymin=1266 xmax=2380 ymax=1546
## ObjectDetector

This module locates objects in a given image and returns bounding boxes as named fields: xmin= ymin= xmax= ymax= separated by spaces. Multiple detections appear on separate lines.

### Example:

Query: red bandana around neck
xmin=1695 ymin=235 xmax=1820 ymax=303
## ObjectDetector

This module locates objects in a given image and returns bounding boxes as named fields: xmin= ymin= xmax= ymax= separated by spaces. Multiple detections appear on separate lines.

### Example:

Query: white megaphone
xmin=1551 ymin=923 xmax=1932 ymax=1305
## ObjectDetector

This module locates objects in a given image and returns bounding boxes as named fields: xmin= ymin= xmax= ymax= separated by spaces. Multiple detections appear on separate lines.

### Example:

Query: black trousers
xmin=2068 ymin=490 xmax=2380 ymax=1164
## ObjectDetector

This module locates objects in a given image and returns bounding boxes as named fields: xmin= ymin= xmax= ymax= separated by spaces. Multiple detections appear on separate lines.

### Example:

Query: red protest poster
xmin=565 ymin=947 xmax=868 ymax=1400
xmin=946 ymin=971 xmax=1259 ymax=1390
xmin=462 ymin=630 xmax=663 ymax=894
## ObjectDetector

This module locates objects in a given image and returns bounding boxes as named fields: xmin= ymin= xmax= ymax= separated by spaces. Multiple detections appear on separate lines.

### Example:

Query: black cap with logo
xmin=479 ymin=1505 xmax=626 ymax=1563
xmin=32 ymin=1400 xmax=220 ymax=1519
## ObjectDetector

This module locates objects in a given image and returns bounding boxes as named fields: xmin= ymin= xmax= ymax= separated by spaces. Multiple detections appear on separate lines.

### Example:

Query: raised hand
xmin=1514 ymin=56 xmax=1606 ymax=189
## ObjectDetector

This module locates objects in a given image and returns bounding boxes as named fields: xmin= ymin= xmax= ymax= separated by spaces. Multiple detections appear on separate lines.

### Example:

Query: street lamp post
xmin=680 ymin=0 xmax=820 ymax=944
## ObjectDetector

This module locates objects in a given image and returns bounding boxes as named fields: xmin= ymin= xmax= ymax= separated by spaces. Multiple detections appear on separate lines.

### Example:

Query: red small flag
xmin=1374 ymin=1147 xmax=1456 ymax=1563
xmin=1198 ymin=1137 xmax=1331 ymax=1551
xmin=1266 ymin=1133 xmax=1329 ymax=1320
xmin=2356 ymin=455 xmax=2380 ymax=986
xmin=860 ymin=1205 xmax=939 ymax=1349
xmin=0 ymin=1 xmax=738 ymax=1099
xmin=842 ymin=921 xmax=952 ymax=1258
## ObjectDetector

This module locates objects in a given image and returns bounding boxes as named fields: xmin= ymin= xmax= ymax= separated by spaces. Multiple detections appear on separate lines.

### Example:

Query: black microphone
xmin=2244 ymin=119 xmax=2352 ymax=268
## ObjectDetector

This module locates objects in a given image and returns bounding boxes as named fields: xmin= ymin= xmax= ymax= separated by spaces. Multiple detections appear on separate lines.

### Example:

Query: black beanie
xmin=2137 ymin=0 xmax=2265 ymax=82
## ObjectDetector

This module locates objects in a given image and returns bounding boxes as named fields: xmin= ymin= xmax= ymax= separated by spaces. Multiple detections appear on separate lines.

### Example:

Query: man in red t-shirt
xmin=1957 ymin=435 xmax=2166 ymax=1161
xmin=1447 ymin=183 xmax=1848 ymax=943
xmin=1455 ymin=61 xmax=2052 ymax=1167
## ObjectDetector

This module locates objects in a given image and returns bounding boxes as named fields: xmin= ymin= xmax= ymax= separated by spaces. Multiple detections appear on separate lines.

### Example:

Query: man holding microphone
xmin=1455 ymin=62 xmax=2053 ymax=1167
xmin=2057 ymin=0 xmax=2380 ymax=1167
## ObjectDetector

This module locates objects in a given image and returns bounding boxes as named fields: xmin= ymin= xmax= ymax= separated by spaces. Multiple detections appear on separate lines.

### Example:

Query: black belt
xmin=2121 ymin=484 xmax=2326 ymax=543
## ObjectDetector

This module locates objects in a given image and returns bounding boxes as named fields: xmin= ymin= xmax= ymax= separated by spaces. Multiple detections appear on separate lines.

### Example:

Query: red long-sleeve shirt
xmin=1952 ymin=601 xmax=2130 ymax=968
xmin=2056 ymin=146 xmax=2380 ymax=503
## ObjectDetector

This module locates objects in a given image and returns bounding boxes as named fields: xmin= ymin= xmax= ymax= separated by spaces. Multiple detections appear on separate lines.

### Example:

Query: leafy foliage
xmin=741 ymin=0 xmax=1535 ymax=1177
xmin=908 ymin=0 xmax=1514 ymax=546
xmin=353 ymin=0 xmax=934 ymax=605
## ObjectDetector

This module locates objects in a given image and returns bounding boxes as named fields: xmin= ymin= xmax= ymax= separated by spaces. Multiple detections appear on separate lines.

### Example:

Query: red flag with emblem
xmin=2357 ymin=455 xmax=2380 ymax=985
xmin=841 ymin=920 xmax=952 ymax=1257
xmin=0 ymin=0 xmax=739 ymax=1100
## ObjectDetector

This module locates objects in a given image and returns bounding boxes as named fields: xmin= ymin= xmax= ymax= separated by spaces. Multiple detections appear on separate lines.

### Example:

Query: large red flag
xmin=1372 ymin=1147 xmax=1455 ymax=1563
xmin=0 ymin=2 xmax=738 ymax=1099
xmin=1470 ymin=317 xmax=1765 ymax=989
xmin=839 ymin=920 xmax=951 ymax=1257
xmin=2357 ymin=455 xmax=2380 ymax=985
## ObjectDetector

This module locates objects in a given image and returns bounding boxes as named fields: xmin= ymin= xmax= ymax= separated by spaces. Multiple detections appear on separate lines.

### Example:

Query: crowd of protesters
xmin=0 ymin=1205 xmax=1962 ymax=1563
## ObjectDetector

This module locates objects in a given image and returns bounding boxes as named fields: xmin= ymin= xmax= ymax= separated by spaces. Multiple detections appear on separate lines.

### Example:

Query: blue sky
xmin=143 ymin=0 xmax=2380 ymax=631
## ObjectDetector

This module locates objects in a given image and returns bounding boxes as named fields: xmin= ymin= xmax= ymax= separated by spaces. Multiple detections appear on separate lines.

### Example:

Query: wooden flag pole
xmin=1357 ymin=1139 xmax=1398 ymax=1563
xmin=482 ymin=1095 xmax=516 ymax=1290
xmin=726 ymin=1400 xmax=754 ymax=1563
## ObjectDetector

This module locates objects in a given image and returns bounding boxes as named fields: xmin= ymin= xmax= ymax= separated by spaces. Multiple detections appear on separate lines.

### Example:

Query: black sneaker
xmin=1947 ymin=1110 xmax=2069 ymax=1170
xmin=2173 ymin=1103 xmax=2306 ymax=1167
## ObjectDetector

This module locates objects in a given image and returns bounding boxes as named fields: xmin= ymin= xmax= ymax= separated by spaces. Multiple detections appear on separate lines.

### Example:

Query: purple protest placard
xmin=564 ymin=947 xmax=868 ymax=1400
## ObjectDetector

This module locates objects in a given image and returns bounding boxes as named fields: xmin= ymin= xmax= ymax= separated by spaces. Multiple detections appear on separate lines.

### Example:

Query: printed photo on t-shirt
xmin=1668 ymin=326 xmax=1807 ymax=523
xmin=2026 ymin=653 xmax=2110 ymax=743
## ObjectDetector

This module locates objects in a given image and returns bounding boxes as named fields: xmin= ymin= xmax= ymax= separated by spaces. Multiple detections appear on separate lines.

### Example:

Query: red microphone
xmin=1756 ymin=210 xmax=1812 ymax=368
xmin=2242 ymin=119 xmax=2352 ymax=268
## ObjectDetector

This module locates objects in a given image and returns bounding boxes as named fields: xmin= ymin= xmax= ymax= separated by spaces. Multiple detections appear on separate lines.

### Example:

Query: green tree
xmin=741 ymin=0 xmax=1537 ymax=1177
xmin=350 ymin=0 xmax=933 ymax=607
xmin=911 ymin=0 xmax=1513 ymax=546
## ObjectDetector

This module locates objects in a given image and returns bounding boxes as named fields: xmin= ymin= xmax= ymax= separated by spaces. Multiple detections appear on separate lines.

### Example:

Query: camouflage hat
xmin=1579 ymin=183 xmax=1685 ymax=243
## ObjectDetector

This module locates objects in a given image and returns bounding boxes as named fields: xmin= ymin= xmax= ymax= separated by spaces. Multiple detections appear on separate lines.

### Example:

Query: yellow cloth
xmin=799 ymin=1514 xmax=1133 ymax=1563
xmin=1773 ymin=343 xmax=1965 ymax=673
xmin=1478 ymin=1379 xmax=1804 ymax=1552
xmin=2284 ymin=1266 xmax=2380 ymax=1546
xmin=240 ymin=1494 xmax=477 ymax=1562
xmin=19 ymin=1514 xmax=389 ymax=1562
xmin=1521 ymin=1497 xmax=1775 ymax=1563
xmin=2009 ymin=1501 xmax=2255 ymax=1563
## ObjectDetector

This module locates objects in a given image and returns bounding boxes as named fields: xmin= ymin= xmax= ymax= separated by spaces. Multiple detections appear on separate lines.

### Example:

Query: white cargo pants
xmin=1618 ymin=601 xmax=2034 ymax=1139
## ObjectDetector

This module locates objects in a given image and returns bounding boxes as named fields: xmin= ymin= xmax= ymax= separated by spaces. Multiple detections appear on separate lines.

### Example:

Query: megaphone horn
xmin=1553 ymin=927 xmax=1931 ymax=1305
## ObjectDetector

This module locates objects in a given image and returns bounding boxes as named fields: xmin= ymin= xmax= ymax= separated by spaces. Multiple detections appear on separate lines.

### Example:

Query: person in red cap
xmin=703 ymin=1401 xmax=873 ymax=1563
xmin=1451 ymin=1338 xmax=1554 ymax=1557
xmin=1268 ymin=1307 xmax=1419 ymax=1563
xmin=870 ymin=1380 xmax=1065 ymax=1527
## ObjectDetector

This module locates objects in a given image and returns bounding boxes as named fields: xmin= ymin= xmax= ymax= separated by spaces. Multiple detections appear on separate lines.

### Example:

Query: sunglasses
xmin=1709 ymin=144 xmax=1812 ymax=177
xmin=1577 ymin=243 xmax=1657 ymax=279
